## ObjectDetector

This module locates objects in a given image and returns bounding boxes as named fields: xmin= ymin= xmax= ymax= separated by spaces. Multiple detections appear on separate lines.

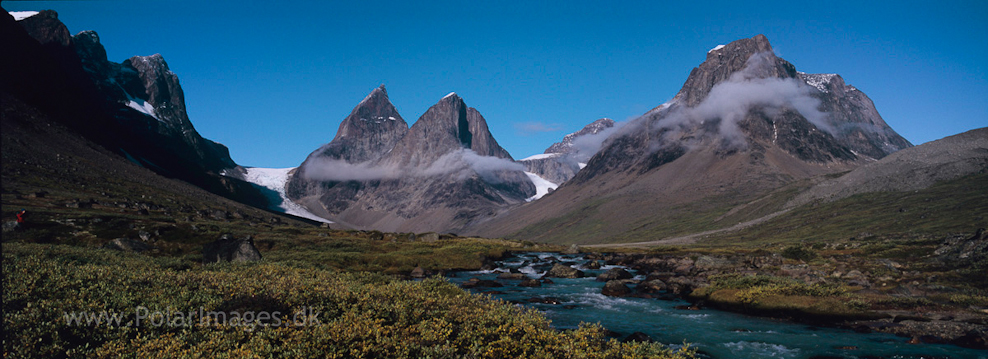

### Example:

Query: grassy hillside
xmin=699 ymin=172 xmax=988 ymax=247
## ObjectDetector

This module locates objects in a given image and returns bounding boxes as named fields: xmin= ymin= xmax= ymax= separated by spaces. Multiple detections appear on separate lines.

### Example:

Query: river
xmin=448 ymin=252 xmax=987 ymax=359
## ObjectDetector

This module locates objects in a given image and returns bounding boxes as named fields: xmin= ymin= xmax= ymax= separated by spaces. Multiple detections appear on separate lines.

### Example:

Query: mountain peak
xmin=678 ymin=35 xmax=795 ymax=107
xmin=379 ymin=93 xmax=511 ymax=168
xmin=357 ymin=83 xmax=391 ymax=107
xmin=303 ymin=85 xmax=408 ymax=164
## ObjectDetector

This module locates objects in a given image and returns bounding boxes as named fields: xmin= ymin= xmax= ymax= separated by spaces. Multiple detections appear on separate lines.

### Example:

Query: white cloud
xmin=301 ymin=158 xmax=399 ymax=181
xmin=649 ymin=51 xmax=832 ymax=147
xmin=302 ymin=148 xmax=525 ymax=183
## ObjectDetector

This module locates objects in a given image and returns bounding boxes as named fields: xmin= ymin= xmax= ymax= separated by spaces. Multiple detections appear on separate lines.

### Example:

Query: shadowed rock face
xmin=16 ymin=10 xmax=71 ymax=46
xmin=202 ymin=235 xmax=262 ymax=263
xmin=2 ymin=9 xmax=264 ymax=206
xmin=287 ymin=91 xmax=534 ymax=233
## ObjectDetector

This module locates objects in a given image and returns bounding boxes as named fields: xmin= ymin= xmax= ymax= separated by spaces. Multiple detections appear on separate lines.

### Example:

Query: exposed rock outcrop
xmin=202 ymin=234 xmax=262 ymax=263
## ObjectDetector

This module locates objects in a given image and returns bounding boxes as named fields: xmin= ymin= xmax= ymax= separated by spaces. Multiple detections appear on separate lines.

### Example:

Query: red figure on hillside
xmin=16 ymin=209 xmax=26 ymax=223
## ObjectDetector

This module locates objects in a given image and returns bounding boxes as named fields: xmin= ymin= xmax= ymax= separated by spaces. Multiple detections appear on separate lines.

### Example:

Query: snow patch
xmin=797 ymin=72 xmax=837 ymax=93
xmin=524 ymin=172 xmax=558 ymax=202
xmin=520 ymin=153 xmax=561 ymax=161
xmin=241 ymin=167 xmax=334 ymax=223
xmin=9 ymin=11 xmax=39 ymax=21
xmin=443 ymin=92 xmax=457 ymax=99
xmin=708 ymin=44 xmax=726 ymax=53
xmin=126 ymin=99 xmax=161 ymax=121
xmin=578 ymin=163 xmax=587 ymax=169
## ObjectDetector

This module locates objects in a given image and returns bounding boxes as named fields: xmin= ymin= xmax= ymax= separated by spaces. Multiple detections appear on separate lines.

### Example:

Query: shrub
xmin=3 ymin=243 xmax=695 ymax=359
xmin=781 ymin=245 xmax=816 ymax=262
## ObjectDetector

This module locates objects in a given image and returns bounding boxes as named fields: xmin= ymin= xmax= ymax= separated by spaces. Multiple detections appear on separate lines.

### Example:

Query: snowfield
xmin=242 ymin=167 xmax=333 ymax=223
xmin=519 ymin=153 xmax=561 ymax=161
xmin=9 ymin=11 xmax=39 ymax=21
xmin=524 ymin=171 xmax=558 ymax=202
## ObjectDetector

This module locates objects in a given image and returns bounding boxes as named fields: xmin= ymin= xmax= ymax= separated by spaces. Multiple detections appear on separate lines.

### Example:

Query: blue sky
xmin=7 ymin=0 xmax=987 ymax=168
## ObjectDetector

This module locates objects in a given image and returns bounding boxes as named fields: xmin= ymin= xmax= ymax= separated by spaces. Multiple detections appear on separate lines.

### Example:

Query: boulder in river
xmin=637 ymin=279 xmax=668 ymax=293
xmin=519 ymin=278 xmax=542 ymax=287
xmin=562 ymin=244 xmax=581 ymax=254
xmin=498 ymin=272 xmax=527 ymax=280
xmin=596 ymin=267 xmax=633 ymax=281
xmin=544 ymin=263 xmax=585 ymax=278
xmin=666 ymin=276 xmax=698 ymax=294
xmin=602 ymin=280 xmax=632 ymax=297
xmin=527 ymin=297 xmax=562 ymax=305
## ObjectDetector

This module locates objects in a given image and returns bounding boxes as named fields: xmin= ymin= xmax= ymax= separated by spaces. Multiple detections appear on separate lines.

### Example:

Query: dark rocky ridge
xmin=1 ymin=9 xmax=265 ymax=207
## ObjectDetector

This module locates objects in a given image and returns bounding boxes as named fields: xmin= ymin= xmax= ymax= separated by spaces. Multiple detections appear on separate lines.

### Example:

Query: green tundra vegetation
xmin=2 ymin=243 xmax=695 ymax=358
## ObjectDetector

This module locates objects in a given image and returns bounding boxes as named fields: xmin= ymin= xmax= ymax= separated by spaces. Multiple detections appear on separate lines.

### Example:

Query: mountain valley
xmin=3 ymin=7 xmax=987 ymax=358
